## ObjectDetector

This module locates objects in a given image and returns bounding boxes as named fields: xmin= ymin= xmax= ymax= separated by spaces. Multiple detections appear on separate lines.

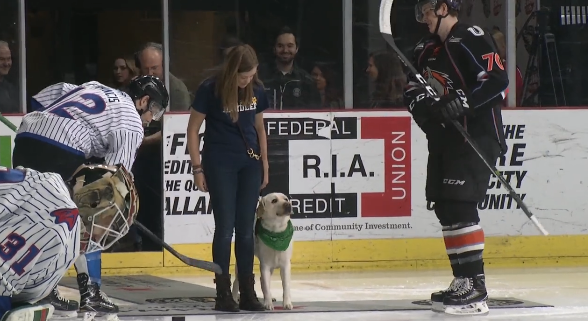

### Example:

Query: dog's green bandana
xmin=255 ymin=220 xmax=294 ymax=252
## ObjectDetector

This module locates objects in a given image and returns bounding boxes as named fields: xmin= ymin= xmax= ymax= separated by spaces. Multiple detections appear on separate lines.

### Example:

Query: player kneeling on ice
xmin=232 ymin=193 xmax=294 ymax=310
xmin=405 ymin=0 xmax=509 ymax=316
xmin=12 ymin=75 xmax=168 ymax=317
xmin=0 ymin=164 xmax=138 ymax=321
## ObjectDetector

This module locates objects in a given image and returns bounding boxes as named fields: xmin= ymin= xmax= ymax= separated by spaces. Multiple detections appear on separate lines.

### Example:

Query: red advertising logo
xmin=360 ymin=117 xmax=412 ymax=217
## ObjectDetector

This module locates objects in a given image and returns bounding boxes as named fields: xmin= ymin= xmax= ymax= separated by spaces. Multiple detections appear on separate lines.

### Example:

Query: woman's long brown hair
xmin=214 ymin=44 xmax=260 ymax=122
xmin=369 ymin=50 xmax=406 ymax=104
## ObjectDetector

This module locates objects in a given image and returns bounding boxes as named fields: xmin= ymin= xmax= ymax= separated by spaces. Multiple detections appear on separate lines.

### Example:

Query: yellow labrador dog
xmin=232 ymin=192 xmax=294 ymax=310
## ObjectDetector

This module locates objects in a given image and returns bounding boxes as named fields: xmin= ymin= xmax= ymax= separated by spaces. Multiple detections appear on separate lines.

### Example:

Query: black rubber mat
xmin=58 ymin=275 xmax=215 ymax=304
xmin=114 ymin=296 xmax=553 ymax=316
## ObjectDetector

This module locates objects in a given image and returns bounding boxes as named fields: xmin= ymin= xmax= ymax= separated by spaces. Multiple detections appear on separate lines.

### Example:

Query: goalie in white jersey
xmin=11 ymin=75 xmax=168 ymax=316
xmin=0 ymin=163 xmax=138 ymax=321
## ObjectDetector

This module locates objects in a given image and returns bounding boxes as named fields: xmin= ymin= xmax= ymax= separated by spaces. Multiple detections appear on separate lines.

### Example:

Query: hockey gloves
xmin=435 ymin=89 xmax=471 ymax=122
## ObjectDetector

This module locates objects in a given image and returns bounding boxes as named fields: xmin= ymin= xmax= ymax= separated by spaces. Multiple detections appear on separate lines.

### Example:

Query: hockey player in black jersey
xmin=404 ymin=0 xmax=509 ymax=316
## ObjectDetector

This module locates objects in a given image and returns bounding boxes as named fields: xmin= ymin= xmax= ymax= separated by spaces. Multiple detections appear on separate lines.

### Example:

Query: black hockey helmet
xmin=128 ymin=75 xmax=169 ymax=121
xmin=415 ymin=0 xmax=462 ymax=23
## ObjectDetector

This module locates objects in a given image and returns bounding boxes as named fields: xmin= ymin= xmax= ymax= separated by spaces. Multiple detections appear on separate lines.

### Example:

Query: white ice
xmin=57 ymin=267 xmax=588 ymax=320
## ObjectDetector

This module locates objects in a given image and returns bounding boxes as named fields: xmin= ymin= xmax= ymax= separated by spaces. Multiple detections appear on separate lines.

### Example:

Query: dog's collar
xmin=255 ymin=219 xmax=294 ymax=252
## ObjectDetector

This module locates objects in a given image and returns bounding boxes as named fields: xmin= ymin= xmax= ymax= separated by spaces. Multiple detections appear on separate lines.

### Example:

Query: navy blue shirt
xmin=191 ymin=78 xmax=269 ymax=159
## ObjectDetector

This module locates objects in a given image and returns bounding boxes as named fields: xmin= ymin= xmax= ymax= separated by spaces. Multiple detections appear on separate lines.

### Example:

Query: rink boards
xmin=2 ymin=109 xmax=588 ymax=275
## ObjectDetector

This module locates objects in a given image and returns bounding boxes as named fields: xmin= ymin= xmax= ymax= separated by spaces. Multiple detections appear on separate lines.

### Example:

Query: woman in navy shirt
xmin=186 ymin=44 xmax=268 ymax=312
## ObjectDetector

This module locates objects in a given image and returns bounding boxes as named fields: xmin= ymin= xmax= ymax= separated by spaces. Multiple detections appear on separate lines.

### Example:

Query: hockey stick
xmin=0 ymin=116 xmax=224 ymax=272
xmin=378 ymin=0 xmax=549 ymax=236
xmin=134 ymin=221 xmax=222 ymax=274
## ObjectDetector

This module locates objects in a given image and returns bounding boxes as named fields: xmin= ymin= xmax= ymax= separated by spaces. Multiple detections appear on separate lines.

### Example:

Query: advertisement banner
xmin=163 ymin=112 xmax=415 ymax=244
xmin=163 ymin=110 xmax=588 ymax=244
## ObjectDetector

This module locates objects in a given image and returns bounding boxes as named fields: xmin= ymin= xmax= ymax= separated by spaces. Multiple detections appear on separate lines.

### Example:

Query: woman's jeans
xmin=203 ymin=155 xmax=261 ymax=276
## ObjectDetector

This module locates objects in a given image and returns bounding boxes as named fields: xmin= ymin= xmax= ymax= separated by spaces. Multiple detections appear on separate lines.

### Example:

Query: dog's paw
xmin=263 ymin=299 xmax=274 ymax=311
xmin=283 ymin=301 xmax=293 ymax=310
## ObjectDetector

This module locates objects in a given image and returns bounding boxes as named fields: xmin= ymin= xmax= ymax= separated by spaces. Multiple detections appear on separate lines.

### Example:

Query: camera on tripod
xmin=516 ymin=7 xmax=567 ymax=107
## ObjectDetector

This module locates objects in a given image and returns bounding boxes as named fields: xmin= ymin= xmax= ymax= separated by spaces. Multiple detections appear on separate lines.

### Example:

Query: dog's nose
xmin=284 ymin=203 xmax=292 ymax=213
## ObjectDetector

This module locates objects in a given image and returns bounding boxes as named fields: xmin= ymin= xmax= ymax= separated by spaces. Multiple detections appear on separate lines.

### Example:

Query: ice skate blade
xmin=94 ymin=313 xmax=119 ymax=321
xmin=432 ymin=301 xmax=445 ymax=313
xmin=444 ymin=300 xmax=489 ymax=316
xmin=51 ymin=310 xmax=78 ymax=318
xmin=80 ymin=311 xmax=97 ymax=321
xmin=79 ymin=311 xmax=119 ymax=321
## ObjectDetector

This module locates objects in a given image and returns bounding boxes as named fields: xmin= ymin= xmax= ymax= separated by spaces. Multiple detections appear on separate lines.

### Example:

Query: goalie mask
xmin=68 ymin=164 xmax=139 ymax=254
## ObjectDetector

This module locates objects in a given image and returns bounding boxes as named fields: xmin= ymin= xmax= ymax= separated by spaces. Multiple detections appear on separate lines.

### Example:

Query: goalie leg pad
xmin=0 ymin=304 xmax=54 ymax=321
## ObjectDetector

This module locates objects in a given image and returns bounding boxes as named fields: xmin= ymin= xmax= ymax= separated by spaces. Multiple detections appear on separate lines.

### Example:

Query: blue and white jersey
xmin=0 ymin=167 xmax=80 ymax=302
xmin=17 ymin=81 xmax=144 ymax=170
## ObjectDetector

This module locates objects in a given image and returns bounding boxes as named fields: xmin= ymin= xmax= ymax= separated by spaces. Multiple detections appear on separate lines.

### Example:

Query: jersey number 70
xmin=481 ymin=52 xmax=505 ymax=72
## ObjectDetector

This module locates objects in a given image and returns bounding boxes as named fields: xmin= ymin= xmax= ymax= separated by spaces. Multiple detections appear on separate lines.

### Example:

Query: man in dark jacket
xmin=258 ymin=27 xmax=322 ymax=110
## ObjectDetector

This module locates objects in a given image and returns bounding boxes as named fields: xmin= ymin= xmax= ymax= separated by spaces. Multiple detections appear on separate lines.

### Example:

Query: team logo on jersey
xmin=423 ymin=68 xmax=454 ymax=96
xmin=51 ymin=208 xmax=79 ymax=231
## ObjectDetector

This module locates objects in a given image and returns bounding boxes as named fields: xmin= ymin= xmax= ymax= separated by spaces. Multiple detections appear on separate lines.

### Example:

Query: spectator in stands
xmin=491 ymin=29 xmax=523 ymax=107
xmin=130 ymin=42 xmax=182 ymax=251
xmin=0 ymin=41 xmax=18 ymax=113
xmin=311 ymin=62 xmax=344 ymax=108
xmin=109 ymin=56 xmax=141 ymax=252
xmin=187 ymin=44 xmax=268 ymax=313
xmin=112 ymin=55 xmax=139 ymax=95
xmin=365 ymin=50 xmax=405 ymax=108
xmin=257 ymin=26 xmax=322 ymax=110
xmin=136 ymin=42 xmax=191 ymax=111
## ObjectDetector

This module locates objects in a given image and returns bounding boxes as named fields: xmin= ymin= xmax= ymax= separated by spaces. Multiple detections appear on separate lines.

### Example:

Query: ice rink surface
xmin=57 ymin=267 xmax=588 ymax=320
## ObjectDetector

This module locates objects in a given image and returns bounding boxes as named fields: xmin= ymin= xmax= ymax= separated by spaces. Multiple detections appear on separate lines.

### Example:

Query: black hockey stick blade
xmin=378 ymin=0 xmax=549 ymax=236
xmin=134 ymin=221 xmax=223 ymax=273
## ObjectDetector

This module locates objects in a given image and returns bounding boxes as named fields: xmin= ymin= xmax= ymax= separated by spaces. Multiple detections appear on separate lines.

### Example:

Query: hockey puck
xmin=171 ymin=317 xmax=185 ymax=321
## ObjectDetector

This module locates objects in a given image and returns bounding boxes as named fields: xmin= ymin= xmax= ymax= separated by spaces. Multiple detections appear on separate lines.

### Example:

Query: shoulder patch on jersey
xmin=50 ymin=208 xmax=79 ymax=231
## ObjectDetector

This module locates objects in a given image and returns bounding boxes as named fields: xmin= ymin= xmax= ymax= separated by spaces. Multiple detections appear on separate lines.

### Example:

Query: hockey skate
xmin=430 ymin=277 xmax=465 ymax=312
xmin=36 ymin=286 xmax=79 ymax=318
xmin=443 ymin=274 xmax=489 ymax=316
xmin=77 ymin=273 xmax=119 ymax=321
xmin=0 ymin=303 xmax=53 ymax=321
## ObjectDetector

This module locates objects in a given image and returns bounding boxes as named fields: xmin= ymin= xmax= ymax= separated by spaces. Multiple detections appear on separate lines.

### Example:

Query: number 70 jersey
xmin=17 ymin=81 xmax=145 ymax=170
xmin=0 ymin=167 xmax=80 ymax=302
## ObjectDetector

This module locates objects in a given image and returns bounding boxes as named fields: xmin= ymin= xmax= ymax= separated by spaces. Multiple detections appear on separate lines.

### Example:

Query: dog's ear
xmin=256 ymin=197 xmax=265 ymax=218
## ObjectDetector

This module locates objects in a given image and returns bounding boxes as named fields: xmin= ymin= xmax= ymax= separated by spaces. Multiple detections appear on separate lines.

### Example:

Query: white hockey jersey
xmin=17 ymin=81 xmax=144 ymax=170
xmin=0 ymin=167 xmax=80 ymax=303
